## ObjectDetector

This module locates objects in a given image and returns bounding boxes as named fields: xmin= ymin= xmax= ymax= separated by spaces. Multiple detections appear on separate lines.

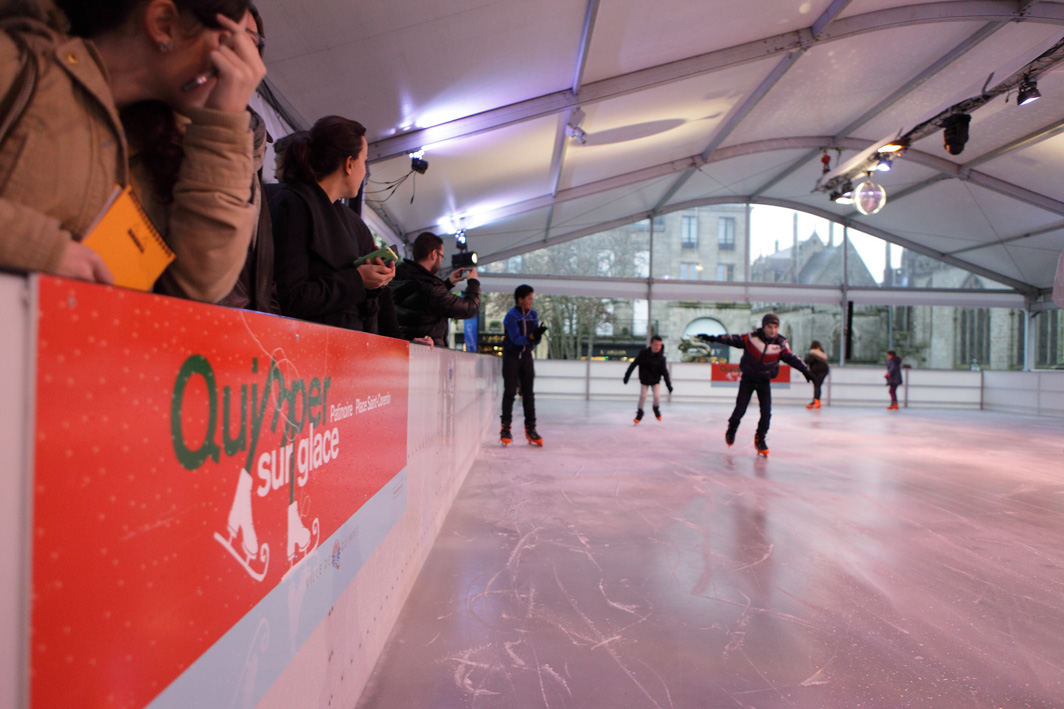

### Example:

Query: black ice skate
xmin=525 ymin=426 xmax=543 ymax=446
xmin=501 ymin=424 xmax=513 ymax=446
xmin=653 ymin=405 xmax=661 ymax=421
xmin=634 ymin=409 xmax=644 ymax=425
xmin=725 ymin=424 xmax=737 ymax=447
xmin=754 ymin=434 xmax=769 ymax=457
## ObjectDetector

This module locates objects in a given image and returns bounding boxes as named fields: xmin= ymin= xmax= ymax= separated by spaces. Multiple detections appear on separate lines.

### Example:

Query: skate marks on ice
xmin=361 ymin=401 xmax=1064 ymax=708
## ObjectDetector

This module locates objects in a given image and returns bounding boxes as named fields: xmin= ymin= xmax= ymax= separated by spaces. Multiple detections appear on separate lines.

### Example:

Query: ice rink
xmin=358 ymin=398 xmax=1063 ymax=708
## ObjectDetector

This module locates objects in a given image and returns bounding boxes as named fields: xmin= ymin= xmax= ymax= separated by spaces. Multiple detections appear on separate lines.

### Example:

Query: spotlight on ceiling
xmin=830 ymin=180 xmax=854 ymax=205
xmin=875 ymin=155 xmax=893 ymax=172
xmin=941 ymin=113 xmax=971 ymax=156
xmin=877 ymin=142 xmax=906 ymax=154
xmin=455 ymin=228 xmax=467 ymax=251
xmin=1018 ymin=76 xmax=1041 ymax=106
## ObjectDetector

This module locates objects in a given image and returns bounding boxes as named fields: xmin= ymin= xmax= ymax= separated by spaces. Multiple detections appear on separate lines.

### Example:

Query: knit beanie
xmin=761 ymin=312 xmax=780 ymax=327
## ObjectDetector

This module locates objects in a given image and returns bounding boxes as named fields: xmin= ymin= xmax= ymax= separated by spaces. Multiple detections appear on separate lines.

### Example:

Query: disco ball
xmin=853 ymin=180 xmax=886 ymax=215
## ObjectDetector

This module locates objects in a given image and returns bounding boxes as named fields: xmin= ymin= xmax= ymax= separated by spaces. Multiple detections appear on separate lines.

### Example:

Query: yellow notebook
xmin=82 ymin=186 xmax=175 ymax=291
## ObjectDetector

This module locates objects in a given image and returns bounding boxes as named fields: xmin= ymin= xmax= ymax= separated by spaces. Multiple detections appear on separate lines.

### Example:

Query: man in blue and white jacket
xmin=501 ymin=284 xmax=546 ymax=446
xmin=699 ymin=312 xmax=812 ymax=455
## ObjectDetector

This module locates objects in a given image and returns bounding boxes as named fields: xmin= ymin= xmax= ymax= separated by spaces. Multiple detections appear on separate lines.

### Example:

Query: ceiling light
xmin=853 ymin=178 xmax=886 ymax=215
xmin=875 ymin=155 xmax=893 ymax=172
xmin=454 ymin=229 xmax=467 ymax=251
xmin=877 ymin=142 xmax=905 ymax=153
xmin=567 ymin=125 xmax=588 ymax=145
xmin=829 ymin=181 xmax=854 ymax=205
xmin=1018 ymin=76 xmax=1041 ymax=106
xmin=942 ymin=113 xmax=971 ymax=155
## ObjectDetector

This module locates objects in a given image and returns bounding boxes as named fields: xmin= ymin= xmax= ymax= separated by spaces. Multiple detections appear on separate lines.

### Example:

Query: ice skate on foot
xmin=525 ymin=426 xmax=543 ymax=446
xmin=887 ymin=403 xmax=898 ymax=410
xmin=634 ymin=409 xmax=644 ymax=425
xmin=725 ymin=425 xmax=737 ymax=447
xmin=500 ymin=424 xmax=512 ymax=446
xmin=806 ymin=399 xmax=820 ymax=409
xmin=653 ymin=405 xmax=661 ymax=421
xmin=754 ymin=434 xmax=769 ymax=457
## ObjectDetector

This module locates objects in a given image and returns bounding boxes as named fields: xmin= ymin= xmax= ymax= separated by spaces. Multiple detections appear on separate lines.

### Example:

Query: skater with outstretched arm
xmin=698 ymin=313 xmax=813 ymax=456
xmin=623 ymin=335 xmax=673 ymax=423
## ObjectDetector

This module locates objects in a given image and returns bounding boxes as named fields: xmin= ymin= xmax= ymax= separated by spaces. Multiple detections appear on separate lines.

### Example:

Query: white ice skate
xmin=214 ymin=468 xmax=269 ymax=581
xmin=286 ymin=500 xmax=320 ymax=567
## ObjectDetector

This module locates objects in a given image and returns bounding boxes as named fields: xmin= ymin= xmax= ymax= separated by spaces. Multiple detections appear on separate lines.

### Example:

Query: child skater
xmin=623 ymin=335 xmax=673 ymax=423
xmin=805 ymin=340 xmax=829 ymax=409
xmin=698 ymin=313 xmax=813 ymax=456
xmin=885 ymin=349 xmax=903 ymax=410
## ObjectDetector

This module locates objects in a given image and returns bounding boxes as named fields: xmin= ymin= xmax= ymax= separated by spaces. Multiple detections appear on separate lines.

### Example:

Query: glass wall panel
xmin=846 ymin=227 xmax=1013 ymax=290
xmin=1035 ymin=305 xmax=1063 ymax=369
xmin=749 ymin=206 xmax=843 ymax=286
xmin=652 ymin=206 xmax=747 ymax=282
xmin=480 ymin=224 xmax=649 ymax=277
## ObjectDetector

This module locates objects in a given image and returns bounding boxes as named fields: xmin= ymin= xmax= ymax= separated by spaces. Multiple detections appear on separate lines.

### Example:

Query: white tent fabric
xmin=257 ymin=0 xmax=1064 ymax=298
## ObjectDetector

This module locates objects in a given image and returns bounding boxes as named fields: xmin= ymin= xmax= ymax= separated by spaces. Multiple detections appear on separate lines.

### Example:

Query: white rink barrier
xmin=534 ymin=359 xmax=1064 ymax=416
xmin=0 ymin=272 xmax=500 ymax=709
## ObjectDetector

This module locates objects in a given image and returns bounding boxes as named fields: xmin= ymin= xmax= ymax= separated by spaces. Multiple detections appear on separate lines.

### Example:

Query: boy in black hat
xmin=623 ymin=335 xmax=673 ymax=423
xmin=698 ymin=313 xmax=812 ymax=456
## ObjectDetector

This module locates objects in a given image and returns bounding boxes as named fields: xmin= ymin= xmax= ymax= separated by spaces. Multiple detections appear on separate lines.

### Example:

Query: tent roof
xmin=257 ymin=0 xmax=1064 ymax=297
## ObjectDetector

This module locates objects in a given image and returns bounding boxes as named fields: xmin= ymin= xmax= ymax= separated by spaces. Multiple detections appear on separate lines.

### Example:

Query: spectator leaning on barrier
xmin=64 ymin=0 xmax=266 ymax=304
xmin=269 ymin=115 xmax=398 ymax=334
xmin=390 ymin=232 xmax=481 ymax=348
xmin=0 ymin=0 xmax=124 ymax=285
xmin=500 ymin=284 xmax=546 ymax=448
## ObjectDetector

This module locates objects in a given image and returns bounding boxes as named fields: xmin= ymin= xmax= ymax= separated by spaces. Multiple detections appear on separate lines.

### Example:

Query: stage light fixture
xmin=853 ymin=177 xmax=886 ymax=215
xmin=452 ymin=251 xmax=478 ymax=269
xmin=411 ymin=155 xmax=429 ymax=174
xmin=942 ymin=113 xmax=971 ymax=155
xmin=877 ymin=142 xmax=905 ymax=153
xmin=1018 ymin=76 xmax=1041 ymax=106
xmin=875 ymin=155 xmax=893 ymax=172
xmin=454 ymin=228 xmax=467 ymax=251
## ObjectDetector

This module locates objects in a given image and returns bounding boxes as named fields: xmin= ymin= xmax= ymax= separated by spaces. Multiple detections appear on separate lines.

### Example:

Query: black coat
xmin=269 ymin=181 xmax=396 ymax=335
xmin=624 ymin=347 xmax=673 ymax=388
xmin=390 ymin=260 xmax=481 ymax=347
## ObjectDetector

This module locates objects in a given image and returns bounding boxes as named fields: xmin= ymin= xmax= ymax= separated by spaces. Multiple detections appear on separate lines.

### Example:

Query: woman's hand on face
xmin=356 ymin=258 xmax=396 ymax=289
xmin=204 ymin=13 xmax=267 ymax=113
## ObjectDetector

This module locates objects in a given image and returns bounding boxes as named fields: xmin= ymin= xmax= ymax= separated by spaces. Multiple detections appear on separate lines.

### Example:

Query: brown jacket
xmin=137 ymin=107 xmax=256 ymax=303
xmin=0 ymin=8 xmax=127 ymax=275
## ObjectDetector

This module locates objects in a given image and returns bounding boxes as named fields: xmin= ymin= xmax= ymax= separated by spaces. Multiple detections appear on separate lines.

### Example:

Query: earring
xmin=158 ymin=41 xmax=173 ymax=52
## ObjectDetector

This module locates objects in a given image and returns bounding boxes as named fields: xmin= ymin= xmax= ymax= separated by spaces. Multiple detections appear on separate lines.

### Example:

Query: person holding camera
xmin=500 ymin=284 xmax=546 ymax=447
xmin=390 ymin=232 xmax=481 ymax=347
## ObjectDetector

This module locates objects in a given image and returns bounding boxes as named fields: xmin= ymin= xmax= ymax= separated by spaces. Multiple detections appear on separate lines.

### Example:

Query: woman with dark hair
xmin=269 ymin=115 xmax=399 ymax=333
xmin=59 ymin=0 xmax=266 ymax=302
xmin=805 ymin=340 xmax=829 ymax=409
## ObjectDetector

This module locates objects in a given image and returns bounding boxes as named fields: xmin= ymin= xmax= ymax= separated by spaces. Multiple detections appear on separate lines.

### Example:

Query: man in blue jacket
xmin=501 ymin=284 xmax=546 ymax=446
xmin=699 ymin=312 xmax=812 ymax=456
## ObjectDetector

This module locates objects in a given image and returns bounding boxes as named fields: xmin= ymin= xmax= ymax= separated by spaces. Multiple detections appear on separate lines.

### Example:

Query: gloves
xmin=667 ymin=385 xmax=674 ymax=394
xmin=697 ymin=334 xmax=718 ymax=344
xmin=623 ymin=376 xmax=630 ymax=384
xmin=533 ymin=325 xmax=548 ymax=339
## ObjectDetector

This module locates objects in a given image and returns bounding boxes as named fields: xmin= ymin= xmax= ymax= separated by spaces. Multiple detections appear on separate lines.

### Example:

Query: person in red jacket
xmin=698 ymin=313 xmax=812 ymax=456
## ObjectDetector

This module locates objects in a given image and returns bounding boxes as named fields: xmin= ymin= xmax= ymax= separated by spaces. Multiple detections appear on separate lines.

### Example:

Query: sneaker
xmin=653 ymin=405 xmax=662 ymax=421
xmin=634 ymin=409 xmax=644 ymax=425
xmin=500 ymin=425 xmax=512 ymax=446
xmin=525 ymin=426 xmax=543 ymax=446
xmin=754 ymin=434 xmax=769 ymax=456
xmin=725 ymin=425 xmax=736 ymax=446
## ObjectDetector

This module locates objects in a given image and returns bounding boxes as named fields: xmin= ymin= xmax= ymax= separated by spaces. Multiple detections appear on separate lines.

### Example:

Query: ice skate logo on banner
xmin=170 ymin=354 xmax=340 ymax=582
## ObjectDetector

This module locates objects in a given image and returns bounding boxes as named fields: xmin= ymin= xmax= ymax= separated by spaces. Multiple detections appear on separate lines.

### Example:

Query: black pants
xmin=811 ymin=373 xmax=826 ymax=401
xmin=501 ymin=353 xmax=535 ymax=427
xmin=729 ymin=375 xmax=771 ymax=437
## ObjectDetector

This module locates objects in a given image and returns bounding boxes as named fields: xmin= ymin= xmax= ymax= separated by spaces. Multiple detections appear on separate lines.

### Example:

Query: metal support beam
xmin=367 ymin=2 xmax=1064 ymax=162
xmin=752 ymin=20 xmax=1006 ymax=197
xmin=653 ymin=51 xmax=804 ymax=213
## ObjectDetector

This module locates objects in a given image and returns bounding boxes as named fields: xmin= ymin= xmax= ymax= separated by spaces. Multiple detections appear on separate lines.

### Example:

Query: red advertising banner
xmin=31 ymin=277 xmax=408 ymax=707
xmin=711 ymin=362 xmax=791 ymax=383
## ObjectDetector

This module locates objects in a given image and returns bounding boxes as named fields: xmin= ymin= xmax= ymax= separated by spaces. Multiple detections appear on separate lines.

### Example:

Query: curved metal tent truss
xmin=257 ymin=0 xmax=1064 ymax=302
